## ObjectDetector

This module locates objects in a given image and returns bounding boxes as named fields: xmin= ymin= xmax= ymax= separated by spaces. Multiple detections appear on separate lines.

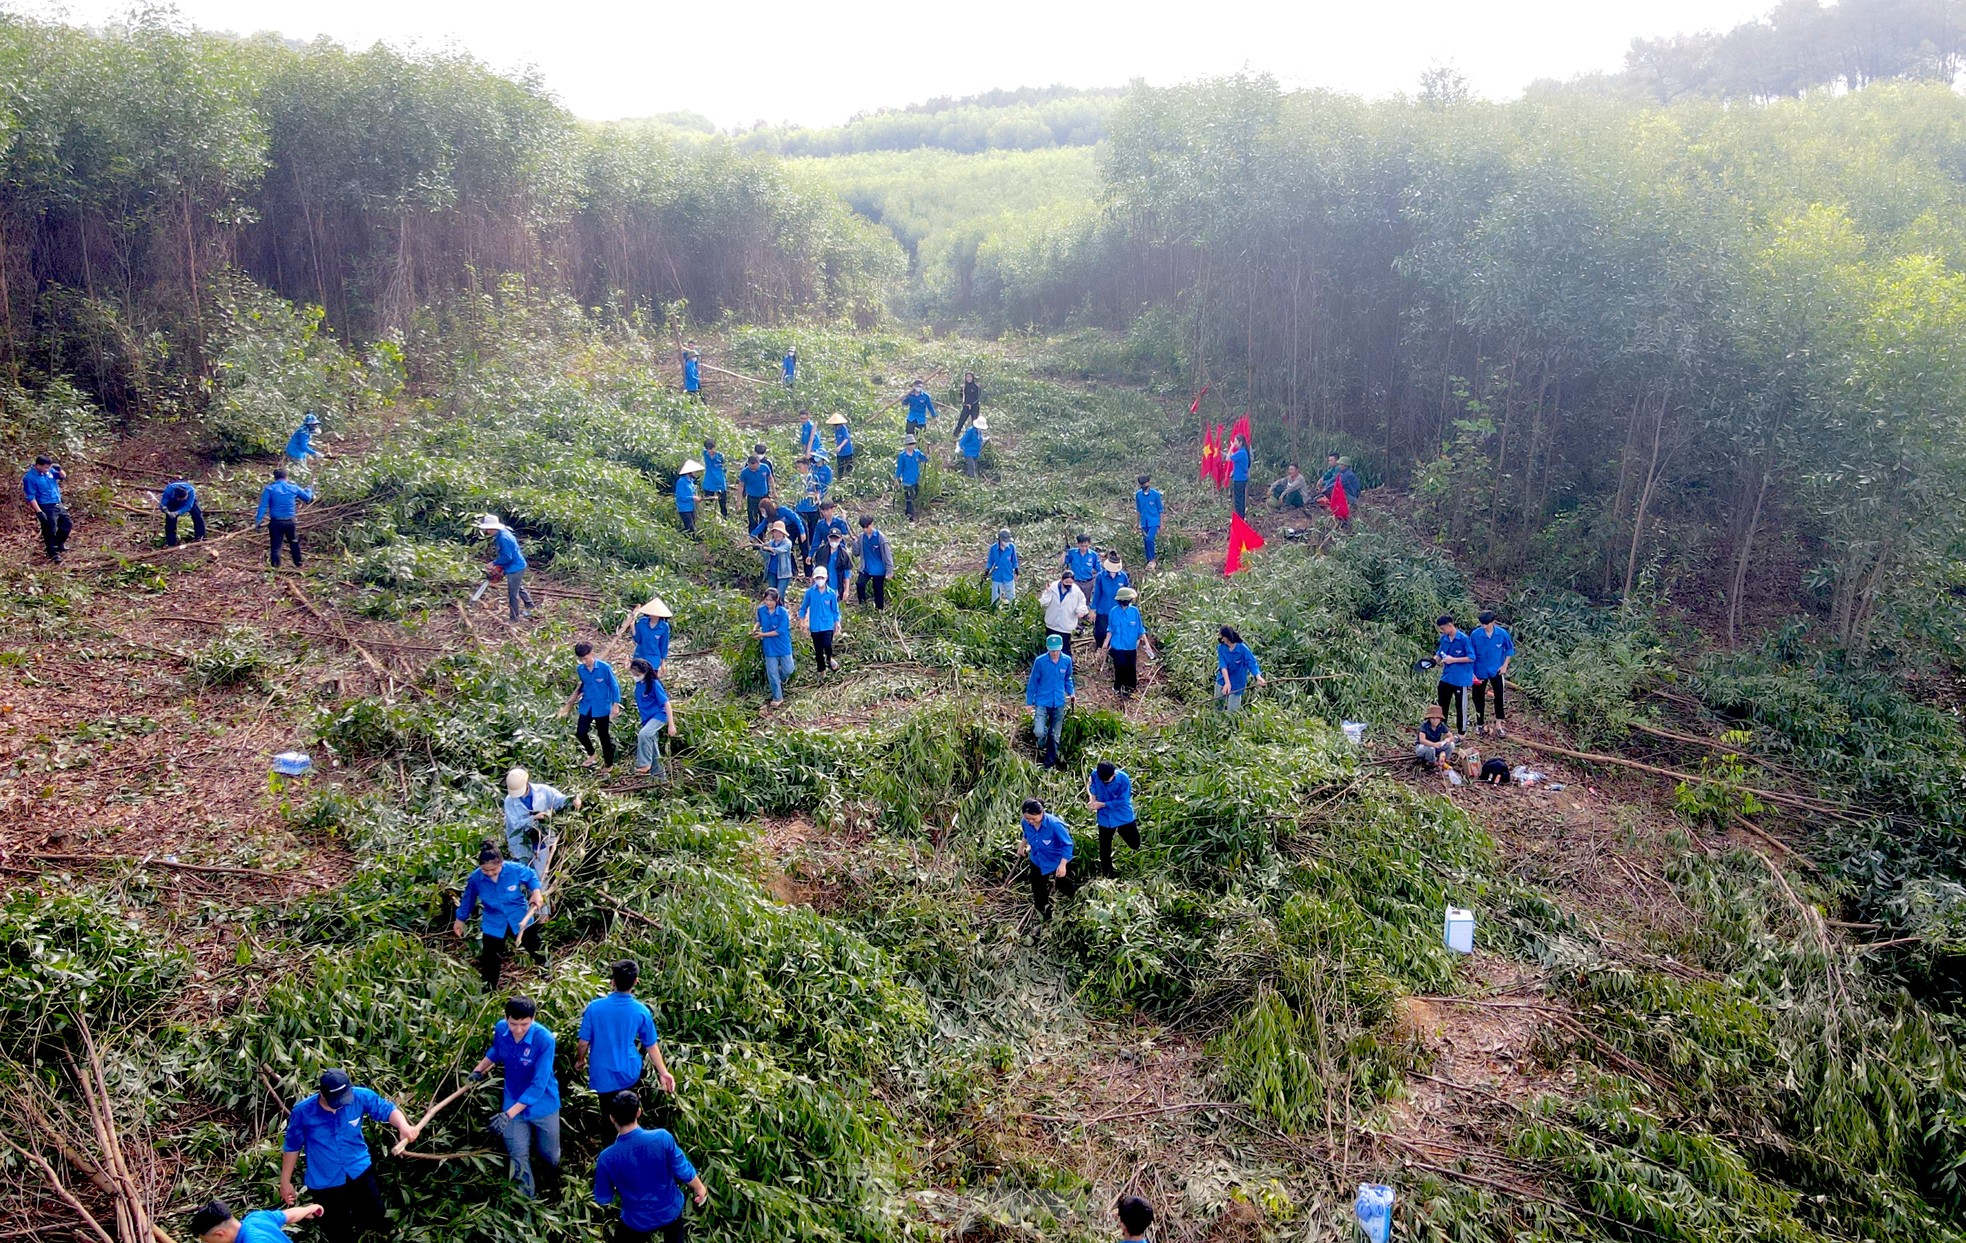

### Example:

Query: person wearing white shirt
xmin=1039 ymin=572 xmax=1090 ymax=657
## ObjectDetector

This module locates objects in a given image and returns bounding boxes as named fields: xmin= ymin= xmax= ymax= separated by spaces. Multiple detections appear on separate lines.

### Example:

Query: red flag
xmin=1224 ymin=512 xmax=1266 ymax=575
xmin=1199 ymin=424 xmax=1217 ymax=481
xmin=1230 ymin=413 xmax=1252 ymax=446
xmin=1321 ymin=476 xmax=1351 ymax=522
xmin=1189 ymin=385 xmax=1210 ymax=416
xmin=1213 ymin=424 xmax=1232 ymax=488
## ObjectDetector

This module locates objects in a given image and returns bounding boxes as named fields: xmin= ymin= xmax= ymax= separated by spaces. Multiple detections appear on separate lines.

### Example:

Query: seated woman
xmin=1415 ymin=705 xmax=1455 ymax=769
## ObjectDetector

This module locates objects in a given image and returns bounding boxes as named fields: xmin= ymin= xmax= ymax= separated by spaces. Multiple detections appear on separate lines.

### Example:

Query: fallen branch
xmin=1729 ymin=813 xmax=1816 ymax=872
xmin=286 ymin=582 xmax=389 ymax=679
xmin=3 ymin=1139 xmax=118 ymax=1243
xmin=392 ymin=1080 xmax=484 ymax=1156
xmin=1508 ymin=737 xmax=1853 ymax=818
xmin=37 ymin=854 xmax=298 ymax=882
xmin=393 ymin=1148 xmax=498 ymax=1162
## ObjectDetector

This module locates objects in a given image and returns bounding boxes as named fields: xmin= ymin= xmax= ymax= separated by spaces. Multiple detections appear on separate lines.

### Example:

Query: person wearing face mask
xmin=986 ymin=528 xmax=1020 ymax=606
xmin=815 ymin=523 xmax=855 ymax=591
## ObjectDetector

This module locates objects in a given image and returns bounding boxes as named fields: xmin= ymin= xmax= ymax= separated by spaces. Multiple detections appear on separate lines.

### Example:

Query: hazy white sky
xmin=27 ymin=1 xmax=1778 ymax=126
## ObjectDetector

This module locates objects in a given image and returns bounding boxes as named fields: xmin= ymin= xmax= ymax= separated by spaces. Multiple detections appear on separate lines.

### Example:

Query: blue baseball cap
xmin=1046 ymin=634 xmax=1064 ymax=651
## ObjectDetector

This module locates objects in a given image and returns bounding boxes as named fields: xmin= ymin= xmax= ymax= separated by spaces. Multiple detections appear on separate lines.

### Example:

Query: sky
xmin=26 ymin=0 xmax=1781 ymax=126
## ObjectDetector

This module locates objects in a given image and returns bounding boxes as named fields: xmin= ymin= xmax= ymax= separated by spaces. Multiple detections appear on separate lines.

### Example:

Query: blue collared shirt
xmin=987 ymin=541 xmax=1019 ymax=583
xmin=1469 ymin=625 xmax=1515 ymax=681
xmin=903 ymin=391 xmax=937 ymax=424
xmin=1065 ymin=547 xmax=1099 ymax=582
xmin=1217 ymin=642 xmax=1262 ymax=693
xmin=632 ymin=616 xmax=671 ymax=669
xmin=282 ymin=1086 xmax=397 ymax=1190
xmin=959 ymin=426 xmax=983 ymax=458
xmin=577 ymin=660 xmax=621 ymax=715
xmin=757 ymin=605 xmax=793 ymax=657
xmin=22 ymin=466 xmax=63 ymax=507
xmin=895 ymin=449 xmax=926 ymax=486
xmin=1436 ymin=631 xmax=1476 ymax=688
xmin=237 ymin=1210 xmax=291 ymax=1243
xmin=503 ymin=783 xmax=569 ymax=846
xmin=676 ymin=474 xmax=697 ymax=512
xmin=682 ymin=357 xmax=700 ymax=390
xmin=579 ymin=991 xmax=661 ymax=1093
xmin=1090 ymin=569 xmax=1130 ymax=615
xmin=799 ymin=584 xmax=841 ymax=631
xmin=492 ymin=529 xmax=527 ymax=574
xmin=594 ymin=1126 xmax=697 ymax=1231
xmin=1135 ymin=487 xmax=1164 ymax=530
xmin=634 ymin=677 xmax=670 ymax=726
xmin=1106 ymin=604 xmax=1145 ymax=651
xmin=753 ymin=510 xmax=805 ymax=543
xmin=701 ymin=451 xmax=726 ymax=493
xmin=159 ymin=481 xmax=197 ymax=514
xmin=255 ymin=480 xmax=314 ymax=523
xmin=1230 ymin=445 xmax=1250 ymax=482
xmin=1026 ymin=653 xmax=1075 ymax=708
xmin=458 ymin=861 xmax=541 ymax=938
xmin=858 ymin=528 xmax=890 ymax=575
xmin=833 ymin=424 xmax=854 ymax=456
xmin=1088 ymin=769 xmax=1135 ymax=828
xmin=485 ymin=1019 xmax=560 ymax=1116
xmin=284 ymin=425 xmax=317 ymax=459
xmin=739 ymin=462 xmax=771 ymax=497
xmin=1022 ymin=813 xmax=1074 ymax=872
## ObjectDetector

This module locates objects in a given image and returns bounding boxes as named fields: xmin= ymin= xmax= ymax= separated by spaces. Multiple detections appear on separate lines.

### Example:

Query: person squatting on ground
xmin=987 ymin=528 xmax=1019 ymax=605
xmin=1269 ymin=463 xmax=1310 ymax=508
xmin=593 ymin=1090 xmax=709 ymax=1243
xmin=1434 ymin=614 xmax=1476 ymax=734
xmin=1469 ymin=609 xmax=1515 ymax=737
xmin=455 ymin=842 xmax=546 ymax=990
xmin=1040 ymin=571 xmax=1090 ymax=658
xmin=256 ymin=468 xmax=314 ymax=569
xmin=1215 ymin=626 xmax=1266 ymax=713
xmin=1018 ymin=797 xmax=1076 ymax=921
xmin=158 ymin=478 xmax=205 ymax=546
xmin=628 ymin=658 xmax=675 ymax=778
xmin=856 ymin=514 xmax=891 ymax=610
xmin=501 ymin=766 xmax=577 ymax=864
xmin=1101 ymin=585 xmax=1149 ymax=696
xmin=23 ymin=455 xmax=70 ymax=562
xmin=1026 ymin=634 xmax=1075 ymax=770
xmin=1415 ymin=704 xmax=1455 ymax=770
xmin=285 ymin=411 xmax=325 ymax=467
xmin=1086 ymin=760 xmax=1141 ymax=877
xmin=799 ymin=567 xmax=843 ymax=673
xmin=278 ymin=1070 xmax=417 ymax=1243
xmin=559 ymin=642 xmax=621 ymax=768
xmin=754 ymin=586 xmax=795 ymax=705
xmin=477 ymin=513 xmax=535 ymax=622
xmin=470 ymin=995 xmax=562 ymax=1200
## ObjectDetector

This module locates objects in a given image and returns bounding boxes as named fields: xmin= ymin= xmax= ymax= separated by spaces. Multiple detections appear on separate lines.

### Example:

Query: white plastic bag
xmin=1355 ymin=1183 xmax=1395 ymax=1243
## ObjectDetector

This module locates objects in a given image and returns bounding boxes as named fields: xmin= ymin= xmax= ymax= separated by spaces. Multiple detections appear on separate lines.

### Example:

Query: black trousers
xmin=745 ymin=495 xmax=763 ymax=529
xmin=812 ymin=628 xmax=835 ymax=668
xmin=836 ymin=453 xmax=854 ymax=476
xmin=680 ymin=509 xmax=696 ymax=535
xmin=1232 ymin=478 xmax=1248 ymax=517
xmin=314 ymin=1167 xmax=385 ymax=1243
xmin=903 ymin=485 xmax=920 ymax=519
xmin=708 ymin=490 xmax=727 ymax=517
xmin=479 ymin=926 xmax=545 ymax=990
xmin=1436 ymin=682 xmax=1467 ymax=734
xmin=1472 ymin=676 xmax=1506 ymax=724
xmin=164 ymin=504 xmax=205 ymax=546
xmin=268 ymin=518 xmax=301 ymax=567
xmin=856 ymin=572 xmax=886 ymax=610
xmin=36 ymin=506 xmax=71 ymax=557
xmin=1111 ymin=648 xmax=1138 ymax=694
xmin=955 ymin=405 xmax=978 ymax=436
xmin=612 ymin=1213 xmax=687 ymax=1243
xmin=1092 ymin=613 xmax=1109 ymax=649
xmin=577 ymin=714 xmax=617 ymax=766
xmin=1099 ymin=820 xmax=1141 ymax=876
xmin=1028 ymin=859 xmax=1078 ymax=919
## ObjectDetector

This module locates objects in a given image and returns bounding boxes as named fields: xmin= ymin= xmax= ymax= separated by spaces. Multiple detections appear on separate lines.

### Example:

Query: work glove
xmin=469 ymin=1069 xmax=487 ymax=1083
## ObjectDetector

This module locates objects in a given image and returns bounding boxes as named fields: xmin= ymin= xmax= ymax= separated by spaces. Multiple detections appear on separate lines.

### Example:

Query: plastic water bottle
xmin=1355 ymin=1183 xmax=1394 ymax=1242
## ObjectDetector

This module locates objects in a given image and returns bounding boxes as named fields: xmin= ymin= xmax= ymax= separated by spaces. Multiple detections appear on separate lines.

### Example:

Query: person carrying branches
xmin=278 ymin=1070 xmax=417 ymax=1242
xmin=468 ymin=995 xmax=562 ymax=1200
xmin=700 ymin=439 xmax=728 ymax=519
xmin=455 ymin=842 xmax=546 ymax=990
xmin=628 ymin=657 xmax=676 ymax=778
xmin=501 ymin=766 xmax=579 ymax=864
xmin=616 ymin=596 xmax=674 ymax=679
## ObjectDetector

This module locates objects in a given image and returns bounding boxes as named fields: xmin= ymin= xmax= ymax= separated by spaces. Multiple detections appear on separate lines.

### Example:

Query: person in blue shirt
xmin=593 ymin=1090 xmax=709 ymax=1243
xmin=284 ymin=411 xmax=324 ymax=466
xmin=738 ymin=452 xmax=772 ymax=530
xmin=1228 ymin=434 xmax=1252 ymax=517
xmin=1026 ymin=634 xmax=1076 ymax=770
xmin=278 ymin=1069 xmax=416 ymax=1241
xmin=616 ymin=597 xmax=675 ymax=679
xmin=1061 ymin=533 xmax=1100 ymax=596
xmin=986 ymin=528 xmax=1019 ymax=606
xmin=255 ymin=468 xmax=315 ymax=569
xmin=675 ymin=458 xmax=702 ymax=536
xmin=1134 ymin=474 xmax=1164 ymax=569
xmin=1018 ymin=797 xmax=1076 ymax=920
xmin=1100 ymin=585 xmax=1150 ymax=697
xmin=813 ymin=498 xmax=851 ymax=546
xmin=797 ymin=409 xmax=823 ymax=458
xmin=754 ymin=586 xmax=796 ymax=706
xmin=579 ymin=959 xmax=676 ymax=1102
xmin=783 ymin=346 xmax=798 ymax=386
xmin=895 ymin=435 xmax=928 ymax=521
xmin=700 ymin=439 xmax=728 ymax=518
xmin=1215 ymin=625 xmax=1266 ymax=714
xmin=628 ymin=657 xmax=677 ymax=778
xmin=557 ymin=642 xmax=621 ymax=769
xmin=895 ymin=379 xmax=937 ymax=434
xmin=751 ymin=501 xmax=805 ymax=583
xmin=792 ymin=455 xmax=825 ymax=567
xmin=680 ymin=345 xmax=702 ymax=400
xmin=1116 ymin=1194 xmax=1155 ymax=1243
xmin=476 ymin=513 xmax=536 ymax=623
xmin=1433 ymin=614 xmax=1477 ymax=734
xmin=22 ymin=455 xmax=69 ymax=562
xmin=815 ymin=525 xmax=855 ymax=592
xmin=957 ymin=415 xmax=986 ymax=477
xmin=856 ymin=514 xmax=891 ymax=611
xmin=798 ymin=567 xmax=844 ymax=674
xmin=1089 ymin=555 xmax=1130 ymax=650
xmin=1084 ymin=760 xmax=1140 ymax=878
xmin=756 ymin=519 xmax=797 ymax=601
xmin=469 ymin=996 xmax=562 ymax=1199
xmin=157 ymin=479 xmax=205 ymax=546
xmin=501 ymin=766 xmax=578 ymax=864
xmin=455 ymin=842 xmax=547 ymax=989
xmin=1469 ymin=609 xmax=1516 ymax=738
xmin=190 ymin=1199 xmax=323 ymax=1243
xmin=828 ymin=412 xmax=855 ymax=476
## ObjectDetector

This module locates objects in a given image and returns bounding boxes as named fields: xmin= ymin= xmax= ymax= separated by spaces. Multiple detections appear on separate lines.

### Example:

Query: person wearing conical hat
xmin=615 ymin=597 xmax=674 ymax=678
xmin=827 ymin=412 xmax=855 ymax=476
xmin=476 ymin=514 xmax=536 ymax=623
xmin=675 ymin=459 xmax=703 ymax=536
xmin=957 ymin=415 xmax=986 ymax=477
xmin=895 ymin=434 xmax=928 ymax=521
xmin=1089 ymin=553 xmax=1130 ymax=652
xmin=1101 ymin=584 xmax=1150 ymax=697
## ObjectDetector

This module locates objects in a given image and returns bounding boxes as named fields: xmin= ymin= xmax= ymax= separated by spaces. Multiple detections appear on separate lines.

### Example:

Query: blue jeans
xmin=1216 ymin=691 xmax=1245 ymax=714
xmin=991 ymin=579 xmax=1015 ymax=605
xmin=494 ymin=1108 xmax=561 ymax=1199
xmin=1142 ymin=526 xmax=1158 ymax=564
xmin=765 ymin=653 xmax=795 ymax=700
xmin=635 ymin=719 xmax=668 ymax=776
xmin=1031 ymin=704 xmax=1065 ymax=767
xmin=771 ymin=575 xmax=793 ymax=601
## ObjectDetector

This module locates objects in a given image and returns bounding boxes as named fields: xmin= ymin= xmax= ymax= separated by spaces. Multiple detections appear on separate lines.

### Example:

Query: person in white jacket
xmin=1039 ymin=571 xmax=1090 ymax=658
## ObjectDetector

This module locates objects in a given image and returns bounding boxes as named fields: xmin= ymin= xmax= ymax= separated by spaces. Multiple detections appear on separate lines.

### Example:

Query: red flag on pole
xmin=1189 ymin=385 xmax=1210 ymax=416
xmin=1224 ymin=512 xmax=1267 ymax=575
xmin=1213 ymin=424 xmax=1232 ymax=488
xmin=1199 ymin=424 xmax=1217 ymax=481
xmin=1230 ymin=413 xmax=1252 ymax=446
xmin=1322 ymin=476 xmax=1351 ymax=522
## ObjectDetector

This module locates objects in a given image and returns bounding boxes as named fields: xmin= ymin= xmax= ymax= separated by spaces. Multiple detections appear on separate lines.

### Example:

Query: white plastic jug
xmin=1355 ymin=1183 xmax=1395 ymax=1243
xmin=1443 ymin=906 xmax=1475 ymax=955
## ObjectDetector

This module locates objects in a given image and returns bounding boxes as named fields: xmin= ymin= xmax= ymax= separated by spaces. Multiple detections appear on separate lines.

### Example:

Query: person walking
xmin=752 ymin=499 xmax=805 ymax=570
xmin=754 ymin=587 xmax=795 ymax=705
xmin=1017 ymin=797 xmax=1075 ymax=920
xmin=797 ymin=410 xmax=824 ymax=460
xmin=955 ymin=370 xmax=981 ymax=438
xmin=501 ymin=767 xmax=577 ymax=865
xmin=1062 ymin=533 xmax=1099 ymax=597
xmin=1214 ymin=625 xmax=1266 ymax=713
xmin=895 ymin=435 xmax=927 ymax=521
xmin=628 ymin=658 xmax=676 ymax=778
xmin=1026 ymin=634 xmax=1075 ymax=770
xmin=157 ymin=478 xmax=205 ymax=546
xmin=986 ymin=529 xmax=1019 ymax=605
xmin=255 ymin=468 xmax=315 ymax=569
xmin=455 ymin=843 xmax=546 ymax=989
xmin=558 ymin=642 xmax=621 ymax=769
xmin=757 ymin=520 xmax=797 ymax=600
xmin=593 ymin=1091 xmax=708 ymax=1243
xmin=783 ymin=346 xmax=798 ymax=387
xmin=1469 ymin=609 xmax=1515 ymax=738
xmin=278 ymin=1070 xmax=417 ymax=1243
xmin=675 ymin=458 xmax=702 ymax=536
xmin=798 ymin=568 xmax=843 ymax=674
xmin=1089 ymin=555 xmax=1130 ymax=651
xmin=1039 ymin=571 xmax=1089 ymax=658
xmin=190 ymin=1200 xmax=323 ymax=1243
xmin=1101 ymin=585 xmax=1149 ymax=697
xmin=896 ymin=379 xmax=938 ymax=435
xmin=476 ymin=514 xmax=536 ymax=623
xmin=284 ymin=412 xmax=325 ymax=467
xmin=856 ymin=514 xmax=891 ymax=610
xmin=1228 ymin=434 xmax=1252 ymax=518
xmin=22 ymin=455 xmax=70 ymax=562
xmin=700 ymin=440 xmax=728 ymax=519
xmin=616 ymin=597 xmax=674 ymax=679
xmin=469 ymin=996 xmax=562 ymax=1200
xmin=579 ymin=960 xmax=677 ymax=1104
xmin=957 ymin=416 xmax=985 ymax=477
xmin=739 ymin=452 xmax=772 ymax=530
xmin=813 ymin=498 xmax=851 ymax=547
xmin=680 ymin=345 xmax=702 ymax=401
xmin=792 ymin=455 xmax=827 ymax=566
xmin=1085 ymin=760 xmax=1140 ymax=877
xmin=1433 ymin=614 xmax=1476 ymax=734
xmin=828 ymin=412 xmax=855 ymax=476
xmin=1134 ymin=474 xmax=1163 ymax=569
xmin=815 ymin=523 xmax=854 ymax=591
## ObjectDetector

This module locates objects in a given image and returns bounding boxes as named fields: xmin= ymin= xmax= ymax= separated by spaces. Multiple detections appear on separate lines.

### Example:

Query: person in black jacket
xmin=954 ymin=370 xmax=981 ymax=438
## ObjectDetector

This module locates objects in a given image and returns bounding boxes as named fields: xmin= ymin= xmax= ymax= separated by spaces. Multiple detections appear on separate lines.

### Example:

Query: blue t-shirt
xmin=237 ymin=1210 xmax=292 ymax=1243
xmin=634 ymin=677 xmax=670 ymax=726
xmin=799 ymin=584 xmax=841 ymax=631
xmin=577 ymin=660 xmax=621 ymax=715
xmin=1022 ymin=813 xmax=1074 ymax=872
xmin=1065 ymin=547 xmax=1099 ymax=582
xmin=1436 ymin=631 xmax=1476 ymax=688
xmin=1217 ymin=642 xmax=1262 ymax=693
xmin=701 ymin=451 xmax=726 ymax=493
xmin=492 ymin=529 xmax=527 ymax=574
xmin=1089 ymin=769 xmax=1135 ymax=827
xmin=895 ymin=449 xmax=926 ymax=486
xmin=1469 ymin=625 xmax=1515 ymax=681
xmin=1026 ymin=653 xmax=1075 ymax=708
xmin=1135 ymin=487 xmax=1164 ymax=530
xmin=757 ymin=605 xmax=793 ymax=657
xmin=676 ymin=474 xmax=697 ymax=513
xmin=1106 ymin=604 xmax=1145 ymax=652
xmin=485 ymin=1019 xmax=560 ymax=1116
xmin=594 ymin=1127 xmax=697 ymax=1231
xmin=739 ymin=462 xmax=771 ymax=497
xmin=632 ymin=616 xmax=671 ymax=669
xmin=282 ymin=1087 xmax=397 ymax=1190
xmin=23 ymin=467 xmax=63 ymax=507
xmin=987 ymin=541 xmax=1019 ymax=583
xmin=579 ymin=991 xmax=660 ymax=1093
xmin=458 ymin=862 xmax=541 ymax=938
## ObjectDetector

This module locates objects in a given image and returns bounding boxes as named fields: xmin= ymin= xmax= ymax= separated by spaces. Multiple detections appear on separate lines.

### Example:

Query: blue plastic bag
xmin=1355 ymin=1183 xmax=1394 ymax=1243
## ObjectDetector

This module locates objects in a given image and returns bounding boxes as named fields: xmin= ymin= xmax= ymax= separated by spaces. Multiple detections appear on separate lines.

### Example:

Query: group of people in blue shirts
xmin=1417 ymin=612 xmax=1518 ymax=777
